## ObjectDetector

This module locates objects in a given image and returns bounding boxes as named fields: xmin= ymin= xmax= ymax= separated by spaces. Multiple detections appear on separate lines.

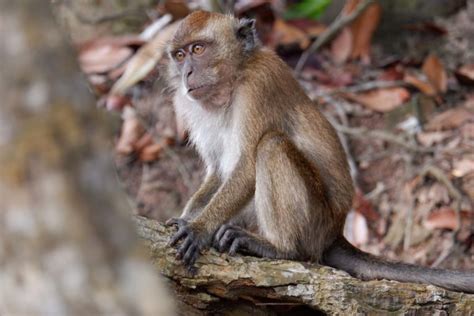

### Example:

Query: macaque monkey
xmin=166 ymin=11 xmax=474 ymax=293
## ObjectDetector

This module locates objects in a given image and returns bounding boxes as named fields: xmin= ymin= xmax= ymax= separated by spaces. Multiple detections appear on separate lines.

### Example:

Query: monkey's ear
xmin=236 ymin=18 xmax=258 ymax=53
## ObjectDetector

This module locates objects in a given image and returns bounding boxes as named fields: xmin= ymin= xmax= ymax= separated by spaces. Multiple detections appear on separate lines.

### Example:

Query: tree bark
xmin=0 ymin=2 xmax=173 ymax=315
xmin=135 ymin=216 xmax=474 ymax=315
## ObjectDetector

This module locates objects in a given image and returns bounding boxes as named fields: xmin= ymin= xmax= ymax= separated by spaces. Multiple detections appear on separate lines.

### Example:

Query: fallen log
xmin=134 ymin=216 xmax=474 ymax=315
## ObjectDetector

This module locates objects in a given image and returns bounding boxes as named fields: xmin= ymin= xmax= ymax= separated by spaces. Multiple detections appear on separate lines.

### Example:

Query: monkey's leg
xmin=216 ymin=132 xmax=322 ymax=260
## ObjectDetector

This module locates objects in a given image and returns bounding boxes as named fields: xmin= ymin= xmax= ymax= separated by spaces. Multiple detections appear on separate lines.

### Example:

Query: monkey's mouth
xmin=187 ymin=84 xmax=214 ymax=99
xmin=187 ymin=84 xmax=211 ymax=93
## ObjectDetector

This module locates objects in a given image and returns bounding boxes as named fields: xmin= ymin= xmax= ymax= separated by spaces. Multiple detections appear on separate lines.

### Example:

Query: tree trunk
xmin=0 ymin=2 xmax=173 ymax=315
xmin=135 ymin=216 xmax=474 ymax=315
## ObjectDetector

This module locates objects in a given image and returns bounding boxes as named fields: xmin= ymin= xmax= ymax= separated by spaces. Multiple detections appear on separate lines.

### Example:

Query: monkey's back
xmin=242 ymin=49 xmax=354 ymax=221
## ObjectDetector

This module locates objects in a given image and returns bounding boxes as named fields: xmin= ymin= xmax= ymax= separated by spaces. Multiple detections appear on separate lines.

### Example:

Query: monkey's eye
xmin=192 ymin=44 xmax=205 ymax=55
xmin=174 ymin=50 xmax=185 ymax=62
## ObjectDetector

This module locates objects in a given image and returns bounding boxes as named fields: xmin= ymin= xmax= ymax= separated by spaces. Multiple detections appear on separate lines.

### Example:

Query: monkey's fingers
xmin=216 ymin=225 xmax=245 ymax=252
xmin=214 ymin=224 xmax=229 ymax=242
xmin=229 ymin=237 xmax=248 ymax=256
xmin=214 ymin=224 xmax=240 ymax=247
xmin=176 ymin=235 xmax=193 ymax=259
xmin=169 ymin=227 xmax=187 ymax=247
xmin=220 ymin=229 xmax=240 ymax=252
xmin=182 ymin=243 xmax=200 ymax=267
xmin=166 ymin=217 xmax=187 ymax=227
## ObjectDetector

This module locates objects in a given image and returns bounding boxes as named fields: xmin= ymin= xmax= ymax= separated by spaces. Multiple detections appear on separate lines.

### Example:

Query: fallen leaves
xmin=342 ymin=87 xmax=410 ymax=112
xmin=347 ymin=0 xmax=382 ymax=63
xmin=425 ymin=107 xmax=474 ymax=131
xmin=111 ymin=21 xmax=179 ymax=95
xmin=404 ymin=73 xmax=437 ymax=96
xmin=345 ymin=210 xmax=369 ymax=246
xmin=424 ymin=207 xmax=472 ymax=231
xmin=331 ymin=0 xmax=382 ymax=64
xmin=116 ymin=107 xmax=173 ymax=162
xmin=269 ymin=19 xmax=310 ymax=50
xmin=116 ymin=107 xmax=144 ymax=155
xmin=455 ymin=64 xmax=474 ymax=86
xmin=403 ymin=54 xmax=447 ymax=97
xmin=79 ymin=42 xmax=133 ymax=74
xmin=452 ymin=159 xmax=474 ymax=178
xmin=331 ymin=27 xmax=352 ymax=64
xmin=421 ymin=54 xmax=448 ymax=94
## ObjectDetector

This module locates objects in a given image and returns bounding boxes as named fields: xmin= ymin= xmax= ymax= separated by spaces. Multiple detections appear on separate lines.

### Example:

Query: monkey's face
xmin=171 ymin=41 xmax=228 ymax=102
xmin=167 ymin=11 xmax=258 ymax=108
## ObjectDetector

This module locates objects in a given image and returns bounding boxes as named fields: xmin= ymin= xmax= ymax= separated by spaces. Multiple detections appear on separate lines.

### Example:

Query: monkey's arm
xmin=181 ymin=172 xmax=221 ymax=220
xmin=169 ymin=158 xmax=256 ymax=268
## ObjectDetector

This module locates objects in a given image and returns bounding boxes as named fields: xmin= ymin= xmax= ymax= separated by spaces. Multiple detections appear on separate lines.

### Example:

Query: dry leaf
xmin=455 ymin=64 xmax=474 ymax=86
xmin=269 ymin=19 xmax=310 ymax=50
xmin=352 ymin=188 xmax=380 ymax=221
xmin=116 ymin=107 xmax=144 ymax=154
xmin=416 ymin=131 xmax=451 ymax=147
xmin=343 ymin=87 xmax=410 ymax=112
xmin=378 ymin=65 xmax=405 ymax=81
xmin=349 ymin=1 xmax=382 ymax=63
xmin=424 ymin=207 xmax=472 ymax=231
xmin=111 ymin=21 xmax=180 ymax=95
xmin=79 ymin=44 xmax=132 ymax=74
xmin=105 ymin=94 xmax=130 ymax=111
xmin=460 ymin=122 xmax=474 ymax=140
xmin=331 ymin=27 xmax=352 ymax=64
xmin=139 ymin=142 xmax=164 ymax=162
xmin=425 ymin=107 xmax=474 ymax=131
xmin=344 ymin=210 xmax=369 ymax=246
xmin=452 ymin=159 xmax=474 ymax=178
xmin=160 ymin=0 xmax=190 ymax=20
xmin=404 ymin=73 xmax=437 ymax=96
xmin=287 ymin=19 xmax=327 ymax=38
xmin=422 ymin=54 xmax=447 ymax=94
xmin=134 ymin=133 xmax=154 ymax=152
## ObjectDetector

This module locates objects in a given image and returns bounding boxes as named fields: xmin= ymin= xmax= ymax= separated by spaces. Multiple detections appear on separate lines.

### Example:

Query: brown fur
xmin=167 ymin=11 xmax=474 ymax=293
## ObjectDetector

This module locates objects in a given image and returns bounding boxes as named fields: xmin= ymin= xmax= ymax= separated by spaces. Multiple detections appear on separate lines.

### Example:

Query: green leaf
xmin=285 ymin=0 xmax=333 ymax=20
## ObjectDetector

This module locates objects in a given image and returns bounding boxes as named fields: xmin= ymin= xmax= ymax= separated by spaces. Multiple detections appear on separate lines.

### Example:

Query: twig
xmin=311 ymin=80 xmax=408 ymax=102
xmin=420 ymin=165 xmax=464 ymax=268
xmin=338 ymin=80 xmax=407 ymax=94
xmin=294 ymin=0 xmax=376 ymax=74
xmin=323 ymin=99 xmax=359 ymax=182
xmin=330 ymin=121 xmax=433 ymax=153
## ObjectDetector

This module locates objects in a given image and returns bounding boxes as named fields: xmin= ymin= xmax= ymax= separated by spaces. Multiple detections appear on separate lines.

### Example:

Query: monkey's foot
xmin=167 ymin=220 xmax=210 ymax=271
xmin=214 ymin=224 xmax=281 ymax=258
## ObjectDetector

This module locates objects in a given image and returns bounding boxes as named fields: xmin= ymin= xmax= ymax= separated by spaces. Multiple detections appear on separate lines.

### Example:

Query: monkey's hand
xmin=167 ymin=218 xmax=211 ymax=271
xmin=166 ymin=217 xmax=189 ymax=229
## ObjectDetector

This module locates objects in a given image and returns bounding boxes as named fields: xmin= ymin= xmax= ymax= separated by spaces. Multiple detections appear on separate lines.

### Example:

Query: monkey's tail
xmin=323 ymin=236 xmax=474 ymax=294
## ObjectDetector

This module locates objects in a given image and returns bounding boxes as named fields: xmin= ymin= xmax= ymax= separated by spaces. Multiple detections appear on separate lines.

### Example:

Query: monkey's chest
xmin=174 ymin=98 xmax=240 ymax=178
xmin=194 ymin=125 xmax=240 ymax=179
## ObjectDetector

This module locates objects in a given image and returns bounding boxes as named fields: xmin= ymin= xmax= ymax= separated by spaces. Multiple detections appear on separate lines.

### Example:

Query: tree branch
xmin=134 ymin=216 xmax=474 ymax=314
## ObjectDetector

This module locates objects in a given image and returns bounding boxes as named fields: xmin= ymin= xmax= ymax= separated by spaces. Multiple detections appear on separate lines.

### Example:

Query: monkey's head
xmin=168 ymin=11 xmax=258 ymax=108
